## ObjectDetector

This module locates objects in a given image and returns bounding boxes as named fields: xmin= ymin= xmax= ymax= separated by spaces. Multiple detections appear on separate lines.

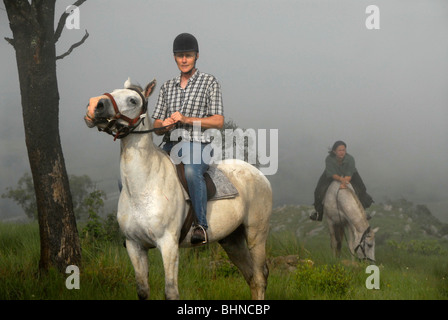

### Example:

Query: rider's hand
xmin=339 ymin=177 xmax=350 ymax=189
xmin=162 ymin=117 xmax=176 ymax=128
xmin=170 ymin=111 xmax=186 ymax=124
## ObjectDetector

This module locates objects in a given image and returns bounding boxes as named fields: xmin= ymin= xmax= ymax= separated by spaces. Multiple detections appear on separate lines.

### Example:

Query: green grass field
xmin=1 ymin=217 xmax=447 ymax=300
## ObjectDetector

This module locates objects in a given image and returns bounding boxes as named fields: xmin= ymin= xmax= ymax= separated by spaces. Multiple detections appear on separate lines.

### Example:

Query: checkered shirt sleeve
xmin=152 ymin=71 xmax=223 ymax=142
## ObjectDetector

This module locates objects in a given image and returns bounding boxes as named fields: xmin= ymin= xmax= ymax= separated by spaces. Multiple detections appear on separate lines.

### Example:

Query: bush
xmin=295 ymin=263 xmax=352 ymax=296
xmin=82 ymin=212 xmax=122 ymax=244
xmin=211 ymin=259 xmax=240 ymax=278
xmin=387 ymin=239 xmax=447 ymax=256
xmin=83 ymin=210 xmax=104 ymax=240
xmin=81 ymin=190 xmax=123 ymax=243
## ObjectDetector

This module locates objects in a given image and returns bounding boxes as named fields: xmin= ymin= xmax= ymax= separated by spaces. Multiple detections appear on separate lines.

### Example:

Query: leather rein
xmin=93 ymin=88 xmax=172 ymax=141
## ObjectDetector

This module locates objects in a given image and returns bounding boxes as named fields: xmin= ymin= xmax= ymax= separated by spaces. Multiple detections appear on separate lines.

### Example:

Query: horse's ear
xmin=144 ymin=79 xmax=157 ymax=98
xmin=124 ymin=77 xmax=132 ymax=89
xmin=372 ymin=227 xmax=379 ymax=234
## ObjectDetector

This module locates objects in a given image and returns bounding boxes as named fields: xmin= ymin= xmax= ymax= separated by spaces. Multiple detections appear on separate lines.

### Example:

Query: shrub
xmin=295 ymin=262 xmax=352 ymax=296
xmin=212 ymin=259 xmax=240 ymax=278
xmin=81 ymin=190 xmax=123 ymax=243
xmin=387 ymin=239 xmax=447 ymax=256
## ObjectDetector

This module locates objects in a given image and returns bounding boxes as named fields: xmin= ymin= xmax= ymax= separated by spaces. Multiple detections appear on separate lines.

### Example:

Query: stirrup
xmin=191 ymin=225 xmax=208 ymax=245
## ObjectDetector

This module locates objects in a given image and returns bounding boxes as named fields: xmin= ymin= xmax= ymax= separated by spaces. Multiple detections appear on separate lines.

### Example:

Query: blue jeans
xmin=163 ymin=141 xmax=210 ymax=229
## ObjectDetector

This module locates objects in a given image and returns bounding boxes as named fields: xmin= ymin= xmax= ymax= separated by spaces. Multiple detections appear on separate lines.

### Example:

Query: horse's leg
xmin=335 ymin=224 xmax=344 ymax=257
xmin=328 ymin=223 xmax=343 ymax=258
xmin=220 ymin=224 xmax=269 ymax=300
xmin=245 ymin=224 xmax=269 ymax=300
xmin=219 ymin=226 xmax=256 ymax=295
xmin=328 ymin=223 xmax=337 ymax=257
xmin=126 ymin=239 xmax=149 ymax=300
xmin=159 ymin=237 xmax=180 ymax=300
xmin=347 ymin=228 xmax=356 ymax=261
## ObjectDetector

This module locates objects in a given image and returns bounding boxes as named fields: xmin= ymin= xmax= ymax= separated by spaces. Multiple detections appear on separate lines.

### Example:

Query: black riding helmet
xmin=173 ymin=33 xmax=199 ymax=53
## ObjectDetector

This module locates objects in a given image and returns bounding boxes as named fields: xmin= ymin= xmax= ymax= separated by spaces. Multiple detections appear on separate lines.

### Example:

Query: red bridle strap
xmin=103 ymin=92 xmax=142 ymax=126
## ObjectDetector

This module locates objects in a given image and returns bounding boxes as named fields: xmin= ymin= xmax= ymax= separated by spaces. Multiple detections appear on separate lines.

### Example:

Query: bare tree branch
xmin=54 ymin=0 xmax=87 ymax=43
xmin=4 ymin=37 xmax=15 ymax=47
xmin=56 ymin=30 xmax=89 ymax=60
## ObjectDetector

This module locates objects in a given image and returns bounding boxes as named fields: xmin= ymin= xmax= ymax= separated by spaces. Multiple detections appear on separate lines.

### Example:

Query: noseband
xmin=95 ymin=88 xmax=148 ymax=141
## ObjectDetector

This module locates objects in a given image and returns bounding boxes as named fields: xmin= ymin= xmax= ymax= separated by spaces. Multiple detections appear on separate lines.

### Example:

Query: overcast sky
xmin=1 ymin=0 xmax=447 ymax=220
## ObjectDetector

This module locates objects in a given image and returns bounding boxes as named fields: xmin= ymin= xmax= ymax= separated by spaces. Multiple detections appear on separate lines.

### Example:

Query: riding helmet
xmin=173 ymin=33 xmax=199 ymax=53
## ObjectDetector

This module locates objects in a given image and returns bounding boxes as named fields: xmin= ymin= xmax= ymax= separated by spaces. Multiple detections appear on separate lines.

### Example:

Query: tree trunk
xmin=4 ymin=0 xmax=81 ymax=272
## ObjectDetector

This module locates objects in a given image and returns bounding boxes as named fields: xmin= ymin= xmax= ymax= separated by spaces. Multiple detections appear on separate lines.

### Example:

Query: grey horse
xmin=324 ymin=180 xmax=378 ymax=262
xmin=84 ymin=78 xmax=272 ymax=300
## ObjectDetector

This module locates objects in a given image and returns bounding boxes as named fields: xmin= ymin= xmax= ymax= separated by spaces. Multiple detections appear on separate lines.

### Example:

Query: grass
xmin=0 ymin=222 xmax=447 ymax=300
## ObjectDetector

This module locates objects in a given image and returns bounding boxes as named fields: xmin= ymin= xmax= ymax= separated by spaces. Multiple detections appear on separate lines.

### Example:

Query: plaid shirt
xmin=152 ymin=70 xmax=224 ymax=143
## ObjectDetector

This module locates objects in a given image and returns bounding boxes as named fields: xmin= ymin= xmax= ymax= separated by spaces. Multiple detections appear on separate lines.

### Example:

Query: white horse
xmin=84 ymin=79 xmax=272 ymax=300
xmin=323 ymin=180 xmax=378 ymax=262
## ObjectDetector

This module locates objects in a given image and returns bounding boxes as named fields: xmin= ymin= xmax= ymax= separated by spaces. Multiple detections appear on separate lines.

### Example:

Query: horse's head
xmin=355 ymin=226 xmax=379 ymax=263
xmin=84 ymin=78 xmax=156 ymax=139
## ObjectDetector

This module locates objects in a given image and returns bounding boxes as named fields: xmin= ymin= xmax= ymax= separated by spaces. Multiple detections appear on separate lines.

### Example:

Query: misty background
xmin=1 ymin=0 xmax=447 ymax=222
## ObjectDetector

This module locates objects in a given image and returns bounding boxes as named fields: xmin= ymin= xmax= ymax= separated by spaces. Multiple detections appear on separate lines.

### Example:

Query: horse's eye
xmin=130 ymin=98 xmax=137 ymax=105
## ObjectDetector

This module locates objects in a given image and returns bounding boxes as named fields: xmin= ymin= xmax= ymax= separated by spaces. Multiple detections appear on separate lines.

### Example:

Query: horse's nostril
xmin=97 ymin=100 xmax=104 ymax=110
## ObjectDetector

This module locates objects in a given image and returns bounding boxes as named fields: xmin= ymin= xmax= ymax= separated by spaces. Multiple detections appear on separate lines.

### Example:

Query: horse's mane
xmin=344 ymin=187 xmax=365 ymax=215
xmin=128 ymin=83 xmax=144 ymax=93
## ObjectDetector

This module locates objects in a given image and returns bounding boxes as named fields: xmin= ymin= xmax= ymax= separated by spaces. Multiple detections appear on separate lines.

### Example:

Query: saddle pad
xmin=166 ymin=149 xmax=239 ymax=201
xmin=207 ymin=166 xmax=239 ymax=200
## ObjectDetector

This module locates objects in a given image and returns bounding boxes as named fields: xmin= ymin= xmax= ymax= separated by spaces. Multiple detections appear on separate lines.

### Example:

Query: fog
xmin=1 ymin=0 xmax=447 ymax=221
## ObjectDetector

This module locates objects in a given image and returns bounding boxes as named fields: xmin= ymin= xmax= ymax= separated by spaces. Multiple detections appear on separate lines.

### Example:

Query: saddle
xmin=176 ymin=163 xmax=217 ymax=201
xmin=176 ymin=163 xmax=238 ymax=244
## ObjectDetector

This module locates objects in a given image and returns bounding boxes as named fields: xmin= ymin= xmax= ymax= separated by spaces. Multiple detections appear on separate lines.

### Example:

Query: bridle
xmin=89 ymin=88 xmax=173 ymax=141
xmin=354 ymin=226 xmax=375 ymax=263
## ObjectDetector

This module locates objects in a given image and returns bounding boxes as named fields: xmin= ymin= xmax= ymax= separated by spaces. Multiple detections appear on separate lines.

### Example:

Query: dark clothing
xmin=325 ymin=153 xmax=356 ymax=178
xmin=313 ymin=154 xmax=373 ymax=216
xmin=313 ymin=171 xmax=332 ymax=216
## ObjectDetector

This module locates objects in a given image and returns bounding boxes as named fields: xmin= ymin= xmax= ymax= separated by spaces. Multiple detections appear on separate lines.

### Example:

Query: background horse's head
xmin=84 ymin=78 xmax=156 ymax=137
xmin=355 ymin=226 xmax=379 ymax=262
